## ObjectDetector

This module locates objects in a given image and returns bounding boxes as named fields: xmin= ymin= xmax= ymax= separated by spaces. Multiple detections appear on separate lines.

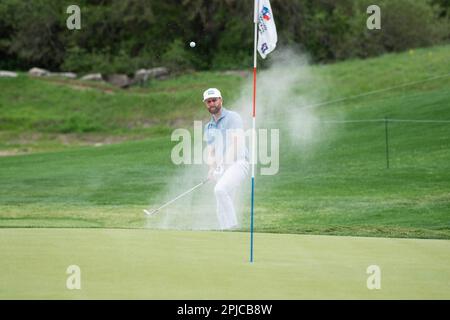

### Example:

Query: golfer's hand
xmin=208 ymin=166 xmax=223 ymax=181
xmin=213 ymin=165 xmax=224 ymax=180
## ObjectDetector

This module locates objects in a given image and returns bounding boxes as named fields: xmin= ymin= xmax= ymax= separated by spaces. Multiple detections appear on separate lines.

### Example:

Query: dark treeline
xmin=0 ymin=0 xmax=448 ymax=73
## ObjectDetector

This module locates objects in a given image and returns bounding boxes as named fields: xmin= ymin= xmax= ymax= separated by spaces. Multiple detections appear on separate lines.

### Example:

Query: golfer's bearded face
xmin=205 ymin=97 xmax=222 ymax=115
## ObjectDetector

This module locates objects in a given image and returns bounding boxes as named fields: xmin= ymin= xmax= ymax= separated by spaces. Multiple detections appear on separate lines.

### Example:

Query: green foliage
xmin=5 ymin=0 xmax=70 ymax=69
xmin=62 ymin=47 xmax=155 ymax=75
xmin=212 ymin=16 xmax=253 ymax=70
xmin=431 ymin=0 xmax=450 ymax=17
xmin=161 ymin=39 xmax=194 ymax=72
xmin=274 ymin=0 xmax=450 ymax=62
xmin=376 ymin=0 xmax=449 ymax=52
xmin=62 ymin=47 xmax=110 ymax=74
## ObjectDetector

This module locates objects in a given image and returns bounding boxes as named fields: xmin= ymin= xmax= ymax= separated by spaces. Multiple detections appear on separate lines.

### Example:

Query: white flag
xmin=257 ymin=0 xmax=277 ymax=59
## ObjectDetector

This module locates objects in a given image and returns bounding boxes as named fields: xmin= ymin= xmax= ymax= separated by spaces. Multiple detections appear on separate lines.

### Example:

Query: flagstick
xmin=250 ymin=0 xmax=259 ymax=263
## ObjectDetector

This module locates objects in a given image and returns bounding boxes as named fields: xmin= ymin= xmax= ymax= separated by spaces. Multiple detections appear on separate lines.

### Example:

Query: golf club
xmin=144 ymin=178 xmax=209 ymax=216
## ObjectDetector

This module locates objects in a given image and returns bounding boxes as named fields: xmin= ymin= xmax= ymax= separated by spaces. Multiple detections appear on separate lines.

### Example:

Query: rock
xmin=0 ymin=71 xmax=18 ymax=78
xmin=28 ymin=67 xmax=49 ymax=77
xmin=80 ymin=73 xmax=103 ymax=81
xmin=135 ymin=67 xmax=170 ymax=79
xmin=132 ymin=69 xmax=150 ymax=86
xmin=28 ymin=68 xmax=77 ymax=78
xmin=131 ymin=67 xmax=170 ymax=85
xmin=48 ymin=72 xmax=77 ymax=79
xmin=134 ymin=69 xmax=151 ymax=82
xmin=104 ymin=74 xmax=130 ymax=88
xmin=147 ymin=67 xmax=169 ymax=79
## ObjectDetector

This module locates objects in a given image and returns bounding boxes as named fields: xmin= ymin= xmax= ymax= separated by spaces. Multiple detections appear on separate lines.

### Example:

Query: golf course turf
xmin=1 ymin=228 xmax=449 ymax=299
xmin=1 ymin=45 xmax=449 ymax=299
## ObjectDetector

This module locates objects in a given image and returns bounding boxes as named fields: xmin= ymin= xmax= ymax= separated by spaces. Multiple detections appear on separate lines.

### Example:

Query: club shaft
xmin=152 ymin=180 xmax=207 ymax=212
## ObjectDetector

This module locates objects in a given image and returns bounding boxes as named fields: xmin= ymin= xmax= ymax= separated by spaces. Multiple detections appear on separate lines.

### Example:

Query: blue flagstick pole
xmin=250 ymin=177 xmax=255 ymax=262
xmin=250 ymin=0 xmax=259 ymax=263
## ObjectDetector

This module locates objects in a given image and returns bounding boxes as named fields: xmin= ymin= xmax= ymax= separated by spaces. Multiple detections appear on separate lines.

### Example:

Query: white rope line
xmin=258 ymin=73 xmax=450 ymax=125
xmin=321 ymin=119 xmax=450 ymax=124
xmin=299 ymin=73 xmax=450 ymax=110
xmin=263 ymin=118 xmax=450 ymax=124
xmin=387 ymin=119 xmax=450 ymax=123
xmin=322 ymin=119 xmax=384 ymax=123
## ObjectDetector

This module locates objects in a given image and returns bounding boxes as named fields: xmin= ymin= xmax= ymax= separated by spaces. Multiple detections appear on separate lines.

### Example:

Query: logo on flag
xmin=261 ymin=6 xmax=271 ymax=21
xmin=257 ymin=0 xmax=277 ymax=59
xmin=260 ymin=43 xmax=269 ymax=54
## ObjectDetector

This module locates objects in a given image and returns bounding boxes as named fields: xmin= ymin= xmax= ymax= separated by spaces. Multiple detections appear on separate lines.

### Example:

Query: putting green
xmin=0 ymin=228 xmax=449 ymax=299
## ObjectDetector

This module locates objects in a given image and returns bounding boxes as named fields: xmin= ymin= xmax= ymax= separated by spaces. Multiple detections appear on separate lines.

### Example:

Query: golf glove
xmin=209 ymin=165 xmax=224 ymax=181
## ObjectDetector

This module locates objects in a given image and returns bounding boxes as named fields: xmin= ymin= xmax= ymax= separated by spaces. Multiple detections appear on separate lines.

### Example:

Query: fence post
xmin=385 ymin=116 xmax=389 ymax=169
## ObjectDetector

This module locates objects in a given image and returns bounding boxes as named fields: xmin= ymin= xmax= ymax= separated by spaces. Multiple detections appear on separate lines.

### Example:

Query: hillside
xmin=0 ymin=45 xmax=449 ymax=238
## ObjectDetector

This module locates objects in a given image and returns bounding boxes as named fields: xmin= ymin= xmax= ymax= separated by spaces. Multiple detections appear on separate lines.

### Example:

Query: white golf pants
xmin=214 ymin=160 xmax=249 ymax=230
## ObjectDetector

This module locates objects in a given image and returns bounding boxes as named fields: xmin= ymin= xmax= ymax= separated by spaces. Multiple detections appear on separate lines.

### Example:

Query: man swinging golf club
xmin=203 ymin=88 xmax=249 ymax=230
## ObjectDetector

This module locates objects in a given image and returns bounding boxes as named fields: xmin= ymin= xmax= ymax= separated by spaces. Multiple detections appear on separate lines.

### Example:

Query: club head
xmin=143 ymin=209 xmax=156 ymax=216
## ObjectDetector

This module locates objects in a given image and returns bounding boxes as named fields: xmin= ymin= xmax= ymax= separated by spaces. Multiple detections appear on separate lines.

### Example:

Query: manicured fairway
xmin=1 ymin=228 xmax=448 ymax=299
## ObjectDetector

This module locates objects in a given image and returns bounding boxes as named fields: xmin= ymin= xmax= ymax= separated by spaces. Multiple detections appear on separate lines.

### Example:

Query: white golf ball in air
xmin=189 ymin=41 xmax=196 ymax=48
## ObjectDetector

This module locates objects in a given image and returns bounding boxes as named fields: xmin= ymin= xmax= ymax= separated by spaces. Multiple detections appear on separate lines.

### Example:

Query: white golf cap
xmin=203 ymin=88 xmax=222 ymax=101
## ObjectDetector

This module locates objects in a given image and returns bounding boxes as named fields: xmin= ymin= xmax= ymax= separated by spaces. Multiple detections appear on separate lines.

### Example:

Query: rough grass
xmin=0 ymin=45 xmax=449 ymax=238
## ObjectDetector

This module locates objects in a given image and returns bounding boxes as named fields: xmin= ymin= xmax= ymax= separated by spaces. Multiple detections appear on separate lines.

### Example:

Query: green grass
xmin=0 ymin=229 xmax=449 ymax=299
xmin=0 ymin=71 xmax=244 ymax=134
xmin=0 ymin=45 xmax=449 ymax=238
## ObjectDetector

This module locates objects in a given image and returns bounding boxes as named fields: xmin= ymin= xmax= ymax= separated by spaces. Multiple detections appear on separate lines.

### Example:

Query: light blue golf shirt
xmin=204 ymin=107 xmax=248 ymax=162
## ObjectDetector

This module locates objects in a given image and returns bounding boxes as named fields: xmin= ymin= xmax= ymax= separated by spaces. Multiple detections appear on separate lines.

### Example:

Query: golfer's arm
xmin=207 ymin=145 xmax=216 ymax=170
xmin=225 ymin=119 xmax=245 ymax=162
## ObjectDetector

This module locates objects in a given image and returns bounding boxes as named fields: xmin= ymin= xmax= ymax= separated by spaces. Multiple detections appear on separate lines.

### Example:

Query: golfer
xmin=203 ymin=88 xmax=249 ymax=230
